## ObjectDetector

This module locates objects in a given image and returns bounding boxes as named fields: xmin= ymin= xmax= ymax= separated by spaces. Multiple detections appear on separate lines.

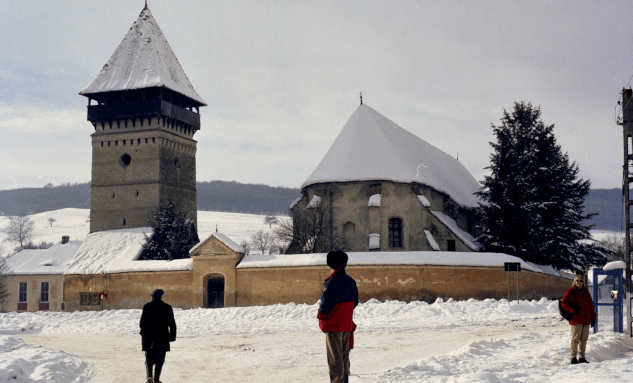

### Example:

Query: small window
xmin=389 ymin=218 xmax=403 ymax=248
xmin=108 ymin=141 xmax=111 ymax=147
xmin=152 ymin=137 xmax=155 ymax=143
xmin=123 ymin=218 xmax=126 ymax=226
xmin=145 ymin=138 xmax=148 ymax=144
xmin=112 ymin=192 xmax=115 ymax=198
xmin=115 ymin=140 xmax=118 ymax=146
xmin=19 ymin=282 xmax=27 ymax=302
xmin=135 ymin=190 xmax=139 ymax=197
xmin=447 ymin=240 xmax=456 ymax=252
xmin=41 ymin=282 xmax=49 ymax=303
xmin=138 ymin=139 xmax=141 ymax=145
xmin=123 ymin=140 xmax=126 ymax=146
xmin=80 ymin=292 xmax=100 ymax=305
xmin=101 ymin=142 xmax=104 ymax=147
xmin=130 ymin=139 xmax=133 ymax=146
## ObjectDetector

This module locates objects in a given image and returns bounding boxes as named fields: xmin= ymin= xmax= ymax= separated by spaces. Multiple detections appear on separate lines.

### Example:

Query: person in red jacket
xmin=317 ymin=251 xmax=359 ymax=383
xmin=561 ymin=275 xmax=596 ymax=365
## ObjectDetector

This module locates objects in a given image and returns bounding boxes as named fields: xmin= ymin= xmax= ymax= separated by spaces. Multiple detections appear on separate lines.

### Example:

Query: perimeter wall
xmin=234 ymin=265 xmax=572 ymax=307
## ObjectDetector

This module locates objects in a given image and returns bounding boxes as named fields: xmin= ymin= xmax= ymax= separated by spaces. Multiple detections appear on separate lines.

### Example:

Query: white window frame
xmin=40 ymin=282 xmax=49 ymax=303
xmin=18 ymin=282 xmax=27 ymax=303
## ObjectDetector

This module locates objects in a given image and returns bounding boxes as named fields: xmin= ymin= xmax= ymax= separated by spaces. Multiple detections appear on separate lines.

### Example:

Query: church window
xmin=145 ymin=138 xmax=148 ymax=144
xmin=115 ymin=141 xmax=118 ymax=146
xmin=123 ymin=140 xmax=126 ymax=145
xmin=108 ymin=141 xmax=111 ymax=147
xmin=101 ymin=142 xmax=104 ymax=147
xmin=447 ymin=240 xmax=456 ymax=252
xmin=152 ymin=138 xmax=155 ymax=143
xmin=130 ymin=140 xmax=133 ymax=146
xmin=388 ymin=218 xmax=403 ymax=248
xmin=138 ymin=139 xmax=141 ymax=145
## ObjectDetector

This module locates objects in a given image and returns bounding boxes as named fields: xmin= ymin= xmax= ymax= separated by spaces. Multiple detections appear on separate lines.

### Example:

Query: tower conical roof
xmin=301 ymin=104 xmax=481 ymax=208
xmin=79 ymin=5 xmax=206 ymax=105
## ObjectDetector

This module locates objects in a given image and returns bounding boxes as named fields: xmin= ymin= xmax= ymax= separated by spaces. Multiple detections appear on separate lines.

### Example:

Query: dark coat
xmin=561 ymin=286 xmax=596 ymax=326
xmin=140 ymin=299 xmax=177 ymax=352
xmin=317 ymin=268 xmax=358 ymax=332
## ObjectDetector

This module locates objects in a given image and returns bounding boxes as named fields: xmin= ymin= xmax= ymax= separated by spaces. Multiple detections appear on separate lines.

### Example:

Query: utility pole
xmin=618 ymin=88 xmax=633 ymax=295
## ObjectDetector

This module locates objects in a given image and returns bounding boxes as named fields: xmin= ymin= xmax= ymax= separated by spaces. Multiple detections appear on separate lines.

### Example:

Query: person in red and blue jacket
xmin=318 ymin=250 xmax=358 ymax=383
xmin=561 ymin=275 xmax=596 ymax=365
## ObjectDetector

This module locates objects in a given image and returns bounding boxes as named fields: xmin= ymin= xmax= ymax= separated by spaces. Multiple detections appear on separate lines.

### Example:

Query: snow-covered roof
xmin=79 ymin=5 xmax=206 ymax=105
xmin=424 ymin=230 xmax=440 ymax=251
xmin=368 ymin=194 xmax=381 ymax=207
xmin=65 ymin=227 xmax=192 ymax=275
xmin=301 ymin=104 xmax=481 ymax=208
xmin=236 ymin=251 xmax=574 ymax=279
xmin=190 ymin=232 xmax=245 ymax=254
xmin=430 ymin=210 xmax=482 ymax=251
xmin=6 ymin=241 xmax=82 ymax=275
xmin=603 ymin=260 xmax=626 ymax=271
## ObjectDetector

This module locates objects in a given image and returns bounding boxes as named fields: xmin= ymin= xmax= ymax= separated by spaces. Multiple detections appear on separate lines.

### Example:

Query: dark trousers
xmin=326 ymin=332 xmax=350 ymax=383
xmin=145 ymin=350 xmax=166 ymax=367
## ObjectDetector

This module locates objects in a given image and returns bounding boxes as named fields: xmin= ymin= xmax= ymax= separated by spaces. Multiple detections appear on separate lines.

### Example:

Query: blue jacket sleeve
xmin=319 ymin=277 xmax=341 ymax=316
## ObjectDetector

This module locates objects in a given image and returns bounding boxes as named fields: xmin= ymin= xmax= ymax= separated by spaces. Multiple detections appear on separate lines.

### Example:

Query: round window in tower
xmin=174 ymin=157 xmax=181 ymax=169
xmin=119 ymin=153 xmax=132 ymax=168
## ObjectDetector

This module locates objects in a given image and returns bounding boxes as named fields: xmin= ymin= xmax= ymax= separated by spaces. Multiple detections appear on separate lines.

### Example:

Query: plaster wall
xmin=4 ymin=274 xmax=65 ymax=312
xmin=64 ymin=271 xmax=192 ymax=311
xmin=234 ymin=265 xmax=572 ymax=306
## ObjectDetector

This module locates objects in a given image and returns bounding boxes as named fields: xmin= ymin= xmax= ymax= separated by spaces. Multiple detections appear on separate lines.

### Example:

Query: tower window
xmin=101 ymin=142 xmax=104 ymax=147
xmin=388 ymin=218 xmax=403 ymax=248
xmin=175 ymin=157 xmax=181 ymax=169
xmin=122 ymin=218 xmax=126 ymax=226
xmin=123 ymin=140 xmax=126 ymax=146
xmin=145 ymin=138 xmax=148 ymax=144
xmin=152 ymin=138 xmax=155 ymax=143
xmin=119 ymin=153 xmax=132 ymax=168
xmin=115 ymin=141 xmax=118 ymax=146
xmin=136 ymin=190 xmax=139 ymax=197
xmin=112 ymin=192 xmax=115 ymax=198
xmin=108 ymin=141 xmax=111 ymax=147
xmin=138 ymin=139 xmax=141 ymax=145
xmin=130 ymin=140 xmax=133 ymax=146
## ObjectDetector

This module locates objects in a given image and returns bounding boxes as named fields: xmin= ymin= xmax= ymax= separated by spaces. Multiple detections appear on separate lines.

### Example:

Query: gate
xmin=592 ymin=268 xmax=623 ymax=333
xmin=207 ymin=276 xmax=225 ymax=308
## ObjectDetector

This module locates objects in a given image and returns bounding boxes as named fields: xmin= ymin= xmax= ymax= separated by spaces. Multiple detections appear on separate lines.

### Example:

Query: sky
xmin=0 ymin=0 xmax=630 ymax=191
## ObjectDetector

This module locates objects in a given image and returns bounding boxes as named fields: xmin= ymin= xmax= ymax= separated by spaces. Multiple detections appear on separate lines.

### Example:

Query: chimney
xmin=61 ymin=236 xmax=70 ymax=244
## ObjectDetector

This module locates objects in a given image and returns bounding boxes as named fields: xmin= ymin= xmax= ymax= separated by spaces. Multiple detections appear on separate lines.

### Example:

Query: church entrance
xmin=207 ymin=276 xmax=225 ymax=308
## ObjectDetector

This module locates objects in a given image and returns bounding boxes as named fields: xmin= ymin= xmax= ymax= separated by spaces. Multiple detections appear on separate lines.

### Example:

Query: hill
xmin=0 ymin=181 xmax=299 ymax=217
xmin=0 ymin=183 xmax=622 ymax=230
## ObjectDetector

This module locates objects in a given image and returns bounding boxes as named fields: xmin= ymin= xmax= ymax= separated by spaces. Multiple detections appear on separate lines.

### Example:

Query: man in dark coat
xmin=561 ymin=275 xmax=596 ymax=364
xmin=317 ymin=251 xmax=358 ymax=383
xmin=140 ymin=289 xmax=177 ymax=383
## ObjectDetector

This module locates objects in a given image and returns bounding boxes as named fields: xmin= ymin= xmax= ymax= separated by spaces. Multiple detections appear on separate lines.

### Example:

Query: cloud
xmin=0 ymin=103 xmax=86 ymax=133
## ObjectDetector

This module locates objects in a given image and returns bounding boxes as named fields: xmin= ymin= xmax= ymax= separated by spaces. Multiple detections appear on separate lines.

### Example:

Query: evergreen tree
xmin=140 ymin=202 xmax=200 ymax=260
xmin=476 ymin=101 xmax=606 ymax=272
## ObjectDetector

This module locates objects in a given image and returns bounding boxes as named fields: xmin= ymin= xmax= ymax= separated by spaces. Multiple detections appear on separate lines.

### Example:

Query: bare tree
xmin=239 ymin=240 xmax=251 ymax=256
xmin=276 ymin=200 xmax=344 ymax=254
xmin=0 ymin=244 xmax=11 ymax=311
xmin=597 ymin=233 xmax=625 ymax=262
xmin=6 ymin=215 xmax=35 ymax=252
xmin=250 ymin=230 xmax=274 ymax=255
xmin=47 ymin=217 xmax=56 ymax=227
xmin=263 ymin=215 xmax=279 ymax=228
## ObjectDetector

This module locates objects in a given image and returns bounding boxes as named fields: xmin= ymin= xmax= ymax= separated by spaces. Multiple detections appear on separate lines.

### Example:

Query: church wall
xmin=297 ymin=182 xmax=479 ymax=253
xmin=3 ymin=274 xmax=65 ymax=312
xmin=234 ymin=265 xmax=572 ymax=307
xmin=64 ymin=271 xmax=193 ymax=311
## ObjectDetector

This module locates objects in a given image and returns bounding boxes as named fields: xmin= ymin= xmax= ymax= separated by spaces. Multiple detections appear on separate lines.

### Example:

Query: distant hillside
xmin=0 ymin=181 xmax=300 ymax=217
xmin=0 ymin=183 xmax=623 ymax=230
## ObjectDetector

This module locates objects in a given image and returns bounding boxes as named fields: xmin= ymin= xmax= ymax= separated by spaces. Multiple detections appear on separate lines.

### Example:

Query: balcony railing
xmin=87 ymin=100 xmax=200 ymax=128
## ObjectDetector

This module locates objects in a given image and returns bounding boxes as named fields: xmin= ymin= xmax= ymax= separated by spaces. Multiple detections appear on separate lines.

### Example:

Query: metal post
xmin=507 ymin=271 xmax=510 ymax=302
xmin=516 ymin=270 xmax=519 ymax=303
xmin=620 ymin=88 xmax=633 ymax=296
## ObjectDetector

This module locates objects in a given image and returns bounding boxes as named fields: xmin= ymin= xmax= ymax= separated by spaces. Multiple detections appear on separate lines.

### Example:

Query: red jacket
xmin=561 ymin=286 xmax=596 ymax=326
xmin=317 ymin=268 xmax=358 ymax=333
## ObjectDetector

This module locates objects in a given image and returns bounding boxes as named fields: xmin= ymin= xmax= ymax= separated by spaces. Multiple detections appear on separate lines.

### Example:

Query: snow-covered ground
xmin=0 ymin=208 xmax=283 ymax=256
xmin=1 ymin=298 xmax=633 ymax=382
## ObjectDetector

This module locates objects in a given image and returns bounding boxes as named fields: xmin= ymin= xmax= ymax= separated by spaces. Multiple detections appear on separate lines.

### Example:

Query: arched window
xmin=388 ymin=218 xmax=403 ymax=248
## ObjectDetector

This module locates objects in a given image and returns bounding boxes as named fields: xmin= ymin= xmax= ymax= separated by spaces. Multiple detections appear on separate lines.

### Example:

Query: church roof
xmin=79 ymin=5 xmax=206 ymax=106
xmin=301 ymin=104 xmax=481 ymax=208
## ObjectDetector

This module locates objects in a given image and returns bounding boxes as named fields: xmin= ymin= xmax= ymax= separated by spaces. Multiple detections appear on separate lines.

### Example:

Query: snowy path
xmin=3 ymin=298 xmax=633 ymax=382
xmin=18 ymin=324 xmax=567 ymax=383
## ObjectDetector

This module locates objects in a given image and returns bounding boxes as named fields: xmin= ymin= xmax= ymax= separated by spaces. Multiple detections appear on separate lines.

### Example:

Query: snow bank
xmin=6 ymin=241 xmax=81 ymax=275
xmin=301 ymin=104 xmax=481 ymax=208
xmin=0 ymin=335 xmax=93 ymax=382
xmin=65 ymin=227 xmax=192 ymax=275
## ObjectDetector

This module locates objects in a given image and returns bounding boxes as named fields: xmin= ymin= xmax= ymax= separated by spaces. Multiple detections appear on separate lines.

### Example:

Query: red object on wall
xmin=17 ymin=303 xmax=27 ymax=311
xmin=39 ymin=302 xmax=49 ymax=311
xmin=99 ymin=292 xmax=107 ymax=301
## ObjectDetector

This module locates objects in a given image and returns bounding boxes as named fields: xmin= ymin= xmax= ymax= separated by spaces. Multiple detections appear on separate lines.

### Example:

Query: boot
xmin=154 ymin=365 xmax=163 ymax=383
xmin=570 ymin=358 xmax=578 ymax=365
xmin=579 ymin=358 xmax=589 ymax=364
xmin=145 ymin=361 xmax=153 ymax=383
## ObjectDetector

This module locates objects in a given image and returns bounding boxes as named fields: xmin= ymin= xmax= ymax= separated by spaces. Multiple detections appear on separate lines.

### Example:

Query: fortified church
xmin=3 ymin=4 xmax=573 ymax=313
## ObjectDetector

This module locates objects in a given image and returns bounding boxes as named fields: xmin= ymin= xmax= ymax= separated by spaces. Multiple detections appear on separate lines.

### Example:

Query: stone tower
xmin=79 ymin=4 xmax=206 ymax=233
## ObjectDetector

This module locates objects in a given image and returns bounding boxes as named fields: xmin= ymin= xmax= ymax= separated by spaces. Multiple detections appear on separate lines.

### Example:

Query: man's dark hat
xmin=326 ymin=250 xmax=348 ymax=270
xmin=151 ymin=289 xmax=164 ymax=299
